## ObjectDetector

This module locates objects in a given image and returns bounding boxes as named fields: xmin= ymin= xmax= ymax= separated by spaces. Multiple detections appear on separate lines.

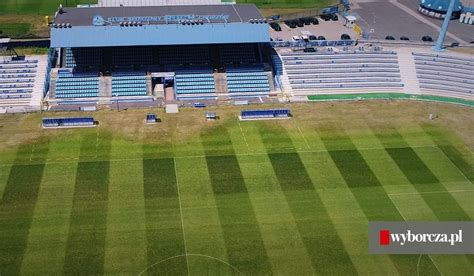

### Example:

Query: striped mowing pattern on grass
xmin=63 ymin=132 xmax=112 ymax=274
xmin=374 ymin=128 xmax=471 ymax=221
xmin=202 ymin=126 xmax=272 ymax=275
xmin=316 ymin=126 xmax=440 ymax=275
xmin=422 ymin=125 xmax=473 ymax=183
xmin=142 ymin=158 xmax=187 ymax=275
xmin=0 ymin=141 xmax=49 ymax=275
xmin=0 ymin=104 xmax=472 ymax=275
xmin=260 ymin=125 xmax=358 ymax=274
xmin=20 ymin=162 xmax=79 ymax=274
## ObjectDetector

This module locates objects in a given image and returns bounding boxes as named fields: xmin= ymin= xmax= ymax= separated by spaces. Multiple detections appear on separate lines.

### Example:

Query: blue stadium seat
xmin=55 ymin=72 xmax=99 ymax=98
xmin=111 ymin=74 xmax=148 ymax=97
xmin=225 ymin=68 xmax=270 ymax=98
xmin=175 ymin=70 xmax=217 ymax=100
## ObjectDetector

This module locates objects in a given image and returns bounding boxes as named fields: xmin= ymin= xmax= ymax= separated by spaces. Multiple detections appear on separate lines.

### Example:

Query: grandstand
xmin=276 ymin=48 xmax=404 ymax=96
xmin=275 ymin=46 xmax=473 ymax=103
xmin=175 ymin=70 xmax=217 ymax=100
xmin=226 ymin=67 xmax=271 ymax=98
xmin=0 ymin=56 xmax=48 ymax=112
xmin=413 ymin=52 xmax=474 ymax=99
xmin=44 ymin=4 xmax=274 ymax=107
xmin=0 ymin=1 xmax=473 ymax=112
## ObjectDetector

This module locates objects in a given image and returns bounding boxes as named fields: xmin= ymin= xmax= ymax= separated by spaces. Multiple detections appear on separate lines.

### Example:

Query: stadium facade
xmin=97 ymin=0 xmax=234 ymax=7
xmin=45 ymin=3 xmax=277 ymax=106
xmin=51 ymin=5 xmax=269 ymax=47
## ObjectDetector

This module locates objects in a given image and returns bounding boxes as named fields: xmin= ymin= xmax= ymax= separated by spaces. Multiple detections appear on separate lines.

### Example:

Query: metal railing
xmin=271 ymin=40 xmax=355 ymax=48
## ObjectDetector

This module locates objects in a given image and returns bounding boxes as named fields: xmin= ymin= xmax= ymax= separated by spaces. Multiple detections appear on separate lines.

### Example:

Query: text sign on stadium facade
xmin=107 ymin=14 xmax=230 ymax=23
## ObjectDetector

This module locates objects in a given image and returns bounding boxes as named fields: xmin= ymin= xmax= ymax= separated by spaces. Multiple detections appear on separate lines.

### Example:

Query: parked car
xmin=340 ymin=33 xmax=351 ymax=40
xmin=300 ymin=17 xmax=312 ymax=25
xmin=295 ymin=19 xmax=304 ymax=27
xmin=331 ymin=14 xmax=339 ymax=21
xmin=284 ymin=20 xmax=297 ymax=28
xmin=400 ymin=36 xmax=410 ymax=41
xmin=385 ymin=35 xmax=395 ymax=40
xmin=308 ymin=35 xmax=318 ymax=41
xmin=292 ymin=35 xmax=301 ymax=42
xmin=317 ymin=35 xmax=326 ymax=40
xmin=320 ymin=14 xmax=332 ymax=21
xmin=421 ymin=35 xmax=433 ymax=42
xmin=303 ymin=47 xmax=316 ymax=52
xmin=310 ymin=18 xmax=319 ymax=25
xmin=269 ymin=22 xmax=281 ymax=31
xmin=270 ymin=15 xmax=281 ymax=21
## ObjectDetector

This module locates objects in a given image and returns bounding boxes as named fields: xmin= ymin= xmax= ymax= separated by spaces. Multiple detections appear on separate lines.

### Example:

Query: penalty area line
xmin=237 ymin=120 xmax=250 ymax=152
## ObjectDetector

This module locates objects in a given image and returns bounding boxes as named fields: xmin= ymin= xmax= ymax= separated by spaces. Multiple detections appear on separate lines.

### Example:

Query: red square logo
xmin=380 ymin=230 xmax=390 ymax=246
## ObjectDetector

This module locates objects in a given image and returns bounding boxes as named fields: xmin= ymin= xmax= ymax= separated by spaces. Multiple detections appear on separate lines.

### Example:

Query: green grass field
xmin=0 ymin=101 xmax=473 ymax=275
xmin=0 ymin=23 xmax=31 ymax=37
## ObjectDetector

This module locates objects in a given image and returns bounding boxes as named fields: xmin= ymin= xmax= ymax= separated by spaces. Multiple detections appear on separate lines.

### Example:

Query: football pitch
xmin=0 ymin=102 xmax=473 ymax=275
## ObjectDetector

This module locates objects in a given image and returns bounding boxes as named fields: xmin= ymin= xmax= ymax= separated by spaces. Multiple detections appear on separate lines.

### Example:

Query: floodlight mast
xmin=433 ymin=0 xmax=456 ymax=52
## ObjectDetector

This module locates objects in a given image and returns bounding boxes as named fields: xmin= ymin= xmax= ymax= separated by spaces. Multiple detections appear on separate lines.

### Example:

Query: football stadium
xmin=0 ymin=0 xmax=473 ymax=275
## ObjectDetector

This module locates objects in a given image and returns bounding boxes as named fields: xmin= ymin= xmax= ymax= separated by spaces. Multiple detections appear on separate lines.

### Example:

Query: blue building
xmin=418 ymin=0 xmax=464 ymax=19
xmin=48 ymin=4 xmax=273 ymax=103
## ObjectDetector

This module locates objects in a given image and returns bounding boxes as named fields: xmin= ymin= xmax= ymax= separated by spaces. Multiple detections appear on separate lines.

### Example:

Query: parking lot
xmin=269 ymin=16 xmax=358 ymax=41
xmin=352 ymin=0 xmax=473 ymax=43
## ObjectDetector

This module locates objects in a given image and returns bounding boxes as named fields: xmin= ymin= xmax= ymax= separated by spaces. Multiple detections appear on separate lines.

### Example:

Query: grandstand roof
xmin=54 ymin=4 xmax=263 ymax=26
xmin=51 ymin=4 xmax=269 ymax=47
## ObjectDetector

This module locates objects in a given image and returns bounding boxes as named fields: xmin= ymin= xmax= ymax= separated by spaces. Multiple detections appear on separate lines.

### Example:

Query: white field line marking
xmin=428 ymin=255 xmax=443 ymax=276
xmin=387 ymin=187 xmax=443 ymax=276
xmin=289 ymin=112 xmax=310 ymax=149
xmin=237 ymin=120 xmax=250 ymax=152
xmin=417 ymin=254 xmax=422 ymax=276
xmin=388 ymin=189 xmax=474 ymax=196
xmin=29 ymin=142 xmax=36 ymax=161
xmin=137 ymin=253 xmax=243 ymax=275
xmin=387 ymin=191 xmax=407 ymax=221
xmin=173 ymin=159 xmax=190 ymax=276
xmin=0 ymin=145 xmax=439 ymax=167
xmin=95 ymin=127 xmax=100 ymax=158
xmin=434 ymin=147 xmax=473 ymax=185
xmin=296 ymin=124 xmax=310 ymax=150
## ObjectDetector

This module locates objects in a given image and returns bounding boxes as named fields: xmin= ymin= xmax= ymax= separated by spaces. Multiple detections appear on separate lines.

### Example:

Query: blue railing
xmin=44 ymin=48 xmax=55 ymax=97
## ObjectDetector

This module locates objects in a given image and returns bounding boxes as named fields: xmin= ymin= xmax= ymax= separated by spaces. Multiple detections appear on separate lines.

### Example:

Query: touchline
xmin=381 ymin=230 xmax=463 ymax=246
